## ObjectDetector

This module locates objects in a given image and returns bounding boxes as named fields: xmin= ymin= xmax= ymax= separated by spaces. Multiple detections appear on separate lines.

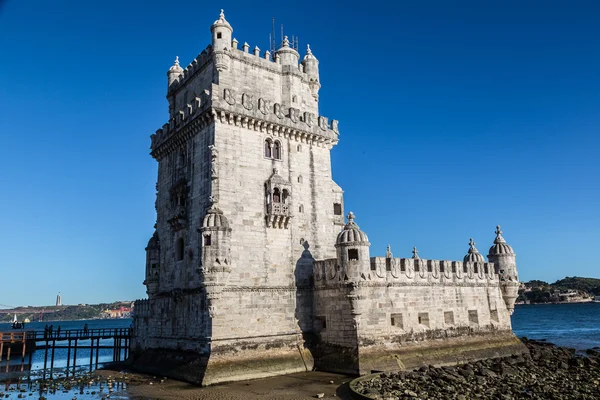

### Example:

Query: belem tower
xmin=131 ymin=10 xmax=526 ymax=385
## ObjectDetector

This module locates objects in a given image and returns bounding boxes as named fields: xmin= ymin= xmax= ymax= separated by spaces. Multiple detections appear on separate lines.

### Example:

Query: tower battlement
xmin=314 ymin=256 xmax=497 ymax=287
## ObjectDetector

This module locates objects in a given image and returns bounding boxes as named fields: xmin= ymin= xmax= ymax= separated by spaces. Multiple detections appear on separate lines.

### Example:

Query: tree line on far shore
xmin=518 ymin=276 xmax=600 ymax=304
xmin=0 ymin=301 xmax=133 ymax=323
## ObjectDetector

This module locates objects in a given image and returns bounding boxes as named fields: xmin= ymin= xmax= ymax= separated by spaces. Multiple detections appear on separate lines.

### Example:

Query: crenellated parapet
xmin=314 ymin=256 xmax=497 ymax=288
xmin=151 ymin=84 xmax=339 ymax=159
xmin=167 ymin=46 xmax=214 ymax=95
xmin=212 ymin=84 xmax=338 ymax=145
xmin=150 ymin=91 xmax=213 ymax=159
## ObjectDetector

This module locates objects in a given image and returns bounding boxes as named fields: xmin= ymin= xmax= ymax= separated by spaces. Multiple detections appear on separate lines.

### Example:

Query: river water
xmin=0 ymin=303 xmax=599 ymax=398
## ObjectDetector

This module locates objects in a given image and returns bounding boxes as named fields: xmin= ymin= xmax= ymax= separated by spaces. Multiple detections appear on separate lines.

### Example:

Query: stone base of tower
xmin=129 ymin=334 xmax=314 ymax=386
xmin=355 ymin=330 xmax=527 ymax=375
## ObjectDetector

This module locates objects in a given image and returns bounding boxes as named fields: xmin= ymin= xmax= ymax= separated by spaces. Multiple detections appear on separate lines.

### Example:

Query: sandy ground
xmin=96 ymin=370 xmax=356 ymax=400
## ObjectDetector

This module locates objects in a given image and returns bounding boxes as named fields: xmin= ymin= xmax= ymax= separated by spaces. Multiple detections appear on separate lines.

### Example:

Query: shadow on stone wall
xmin=294 ymin=241 xmax=319 ymax=368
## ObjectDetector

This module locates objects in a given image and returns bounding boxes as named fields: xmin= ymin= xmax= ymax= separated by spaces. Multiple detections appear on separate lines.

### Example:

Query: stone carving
xmin=224 ymin=88 xmax=235 ymax=105
xmin=331 ymin=119 xmax=339 ymax=133
xmin=274 ymin=103 xmax=283 ymax=119
xmin=258 ymin=98 xmax=270 ymax=115
xmin=318 ymin=116 xmax=328 ymax=131
xmin=209 ymin=145 xmax=218 ymax=180
xmin=304 ymin=112 xmax=314 ymax=127
xmin=289 ymin=107 xmax=299 ymax=123
xmin=242 ymin=93 xmax=254 ymax=110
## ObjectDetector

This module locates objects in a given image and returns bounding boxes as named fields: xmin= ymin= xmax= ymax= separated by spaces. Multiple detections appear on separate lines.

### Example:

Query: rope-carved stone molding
xmin=151 ymin=103 xmax=338 ymax=160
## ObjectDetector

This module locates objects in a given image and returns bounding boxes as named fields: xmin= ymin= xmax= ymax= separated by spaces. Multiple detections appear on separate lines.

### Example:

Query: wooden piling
xmin=5 ymin=346 xmax=11 ymax=373
xmin=73 ymin=337 xmax=78 ymax=372
xmin=66 ymin=338 xmax=72 ymax=376
xmin=95 ymin=337 xmax=100 ymax=368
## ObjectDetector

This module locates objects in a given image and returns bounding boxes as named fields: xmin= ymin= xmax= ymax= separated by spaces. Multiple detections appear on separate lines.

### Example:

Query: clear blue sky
xmin=1 ymin=1 xmax=598 ymax=307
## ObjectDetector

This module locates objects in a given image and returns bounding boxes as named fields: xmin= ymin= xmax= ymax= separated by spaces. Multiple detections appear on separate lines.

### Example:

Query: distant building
xmin=55 ymin=292 xmax=62 ymax=306
xmin=103 ymin=306 xmax=132 ymax=318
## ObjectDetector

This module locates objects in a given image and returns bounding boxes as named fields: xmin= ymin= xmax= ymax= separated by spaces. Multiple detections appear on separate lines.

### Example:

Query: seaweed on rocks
xmin=353 ymin=338 xmax=600 ymax=400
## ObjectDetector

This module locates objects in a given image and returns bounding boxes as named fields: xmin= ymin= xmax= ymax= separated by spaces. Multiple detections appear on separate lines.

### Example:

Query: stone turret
xmin=488 ymin=226 xmax=519 ymax=314
xmin=301 ymin=45 xmax=320 ymax=100
xmin=144 ymin=231 xmax=160 ymax=296
xmin=199 ymin=206 xmax=232 ymax=273
xmin=211 ymin=9 xmax=233 ymax=71
xmin=211 ymin=9 xmax=233 ymax=52
xmin=167 ymin=56 xmax=183 ymax=88
xmin=464 ymin=238 xmax=485 ymax=263
xmin=335 ymin=212 xmax=370 ymax=281
xmin=198 ymin=206 xmax=232 ymax=318
xmin=275 ymin=36 xmax=299 ymax=66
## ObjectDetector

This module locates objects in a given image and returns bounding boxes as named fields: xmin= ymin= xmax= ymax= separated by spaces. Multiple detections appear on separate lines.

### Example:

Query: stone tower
xmin=132 ymin=10 xmax=343 ymax=385
xmin=488 ymin=226 xmax=519 ymax=314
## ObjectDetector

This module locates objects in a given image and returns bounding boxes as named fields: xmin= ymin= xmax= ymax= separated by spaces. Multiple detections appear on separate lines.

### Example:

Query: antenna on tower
xmin=270 ymin=17 xmax=276 ymax=56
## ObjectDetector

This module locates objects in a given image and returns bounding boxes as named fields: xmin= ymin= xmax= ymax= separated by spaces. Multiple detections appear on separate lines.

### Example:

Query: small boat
xmin=11 ymin=314 xmax=25 ymax=329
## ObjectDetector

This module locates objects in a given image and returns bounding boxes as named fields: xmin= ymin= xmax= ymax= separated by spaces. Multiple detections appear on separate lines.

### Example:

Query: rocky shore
xmin=353 ymin=338 xmax=600 ymax=399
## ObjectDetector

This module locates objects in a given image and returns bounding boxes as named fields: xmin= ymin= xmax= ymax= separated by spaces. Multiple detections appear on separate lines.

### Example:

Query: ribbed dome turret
xmin=167 ymin=56 xmax=183 ymax=87
xmin=302 ymin=44 xmax=317 ymax=63
xmin=488 ymin=226 xmax=515 ymax=256
xmin=336 ymin=212 xmax=369 ymax=245
xmin=464 ymin=238 xmax=485 ymax=263
xmin=146 ymin=231 xmax=160 ymax=249
xmin=202 ymin=207 xmax=229 ymax=229
xmin=211 ymin=9 xmax=232 ymax=32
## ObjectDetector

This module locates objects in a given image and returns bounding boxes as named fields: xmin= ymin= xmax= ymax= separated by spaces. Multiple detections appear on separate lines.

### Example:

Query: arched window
xmin=282 ymin=189 xmax=289 ymax=204
xmin=273 ymin=141 xmax=281 ymax=160
xmin=176 ymin=238 xmax=184 ymax=261
xmin=297 ymin=175 xmax=302 ymax=183
xmin=273 ymin=188 xmax=281 ymax=203
xmin=299 ymin=204 xmax=304 ymax=213
xmin=264 ymin=139 xmax=272 ymax=158
xmin=292 ymin=95 xmax=297 ymax=103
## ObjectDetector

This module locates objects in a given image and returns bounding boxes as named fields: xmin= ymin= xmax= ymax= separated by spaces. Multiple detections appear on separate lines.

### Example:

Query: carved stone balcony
xmin=266 ymin=203 xmax=291 ymax=229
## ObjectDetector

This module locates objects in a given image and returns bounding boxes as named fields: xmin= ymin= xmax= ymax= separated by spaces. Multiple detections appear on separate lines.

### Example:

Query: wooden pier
xmin=0 ymin=328 xmax=131 ymax=376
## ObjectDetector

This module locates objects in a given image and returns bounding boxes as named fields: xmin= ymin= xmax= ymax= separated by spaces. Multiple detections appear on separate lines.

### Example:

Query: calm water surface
xmin=512 ymin=302 xmax=600 ymax=350
xmin=0 ymin=304 xmax=599 ymax=399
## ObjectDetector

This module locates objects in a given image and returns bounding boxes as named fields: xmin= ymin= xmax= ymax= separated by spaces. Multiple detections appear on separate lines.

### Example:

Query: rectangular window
xmin=468 ymin=310 xmax=479 ymax=325
xmin=427 ymin=260 xmax=433 ymax=272
xmin=440 ymin=261 xmax=445 ymax=273
xmin=370 ymin=259 xmax=377 ymax=271
xmin=414 ymin=262 xmax=420 ymax=272
xmin=463 ymin=264 xmax=468 ymax=273
xmin=391 ymin=313 xmax=403 ymax=329
xmin=348 ymin=249 xmax=359 ymax=261
xmin=444 ymin=311 xmax=454 ymax=325
xmin=400 ymin=259 xmax=406 ymax=272
xmin=452 ymin=262 xmax=457 ymax=273
xmin=418 ymin=313 xmax=430 ymax=327
xmin=333 ymin=203 xmax=342 ymax=215
xmin=484 ymin=264 xmax=489 ymax=274
xmin=386 ymin=258 xmax=391 ymax=271
xmin=316 ymin=316 xmax=327 ymax=331
xmin=204 ymin=235 xmax=212 ymax=246
xmin=474 ymin=264 xmax=479 ymax=273
xmin=490 ymin=309 xmax=499 ymax=322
